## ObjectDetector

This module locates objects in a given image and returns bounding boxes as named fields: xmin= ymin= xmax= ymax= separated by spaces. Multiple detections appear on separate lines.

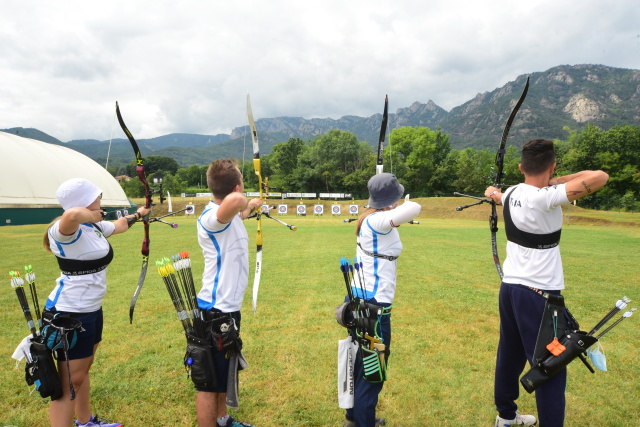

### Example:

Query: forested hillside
xmin=4 ymin=64 xmax=639 ymax=168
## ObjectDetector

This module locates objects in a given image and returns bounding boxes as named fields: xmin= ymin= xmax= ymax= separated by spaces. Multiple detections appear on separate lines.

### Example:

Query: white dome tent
xmin=0 ymin=131 xmax=132 ymax=226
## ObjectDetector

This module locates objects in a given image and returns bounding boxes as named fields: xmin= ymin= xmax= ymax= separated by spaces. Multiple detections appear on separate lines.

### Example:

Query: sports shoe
xmin=343 ymin=417 xmax=386 ymax=426
xmin=75 ymin=415 xmax=122 ymax=427
xmin=494 ymin=413 xmax=537 ymax=426
xmin=217 ymin=416 xmax=254 ymax=427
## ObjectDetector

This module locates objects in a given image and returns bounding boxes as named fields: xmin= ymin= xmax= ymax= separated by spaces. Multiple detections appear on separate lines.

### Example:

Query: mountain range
xmin=3 ymin=64 xmax=639 ymax=169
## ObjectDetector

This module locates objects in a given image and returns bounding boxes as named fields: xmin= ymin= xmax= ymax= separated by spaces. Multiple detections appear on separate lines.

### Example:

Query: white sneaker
xmin=494 ymin=413 xmax=537 ymax=426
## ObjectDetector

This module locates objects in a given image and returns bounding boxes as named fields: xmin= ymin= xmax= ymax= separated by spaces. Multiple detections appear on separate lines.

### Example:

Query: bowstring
xmin=242 ymin=120 xmax=247 ymax=183
xmin=105 ymin=109 xmax=116 ymax=170
xmin=387 ymin=101 xmax=393 ymax=174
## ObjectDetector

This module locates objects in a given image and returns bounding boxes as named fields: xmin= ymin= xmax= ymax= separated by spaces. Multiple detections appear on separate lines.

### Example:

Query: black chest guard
xmin=55 ymin=223 xmax=114 ymax=276
xmin=503 ymin=191 xmax=562 ymax=250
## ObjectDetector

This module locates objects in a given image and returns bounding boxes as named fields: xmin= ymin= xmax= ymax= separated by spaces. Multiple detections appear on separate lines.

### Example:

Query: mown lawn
xmin=1 ymin=198 xmax=638 ymax=426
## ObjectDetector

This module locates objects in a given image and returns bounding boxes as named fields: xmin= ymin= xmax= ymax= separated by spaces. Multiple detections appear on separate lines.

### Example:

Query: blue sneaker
xmin=217 ymin=416 xmax=254 ymax=427
xmin=75 ymin=415 xmax=122 ymax=427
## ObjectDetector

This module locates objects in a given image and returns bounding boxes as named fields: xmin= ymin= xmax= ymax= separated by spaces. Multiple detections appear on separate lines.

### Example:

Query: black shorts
xmin=195 ymin=310 xmax=241 ymax=393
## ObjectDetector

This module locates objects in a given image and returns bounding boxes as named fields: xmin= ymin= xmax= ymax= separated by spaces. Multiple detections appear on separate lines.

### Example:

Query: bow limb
xmin=247 ymin=94 xmax=263 ymax=314
xmin=376 ymin=95 xmax=389 ymax=175
xmin=115 ymin=102 xmax=152 ymax=323
xmin=490 ymin=76 xmax=530 ymax=280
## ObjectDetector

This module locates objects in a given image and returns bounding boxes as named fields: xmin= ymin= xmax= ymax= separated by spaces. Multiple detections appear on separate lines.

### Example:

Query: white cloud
xmin=1 ymin=0 xmax=638 ymax=141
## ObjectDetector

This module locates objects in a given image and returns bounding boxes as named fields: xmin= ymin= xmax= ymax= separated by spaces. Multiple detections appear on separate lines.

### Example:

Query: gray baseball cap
xmin=367 ymin=173 xmax=404 ymax=209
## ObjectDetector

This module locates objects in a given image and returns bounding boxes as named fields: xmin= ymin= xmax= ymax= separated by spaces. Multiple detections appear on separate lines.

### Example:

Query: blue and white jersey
xmin=197 ymin=201 xmax=249 ymax=312
xmin=502 ymin=183 xmax=569 ymax=290
xmin=354 ymin=200 xmax=421 ymax=304
xmin=45 ymin=220 xmax=115 ymax=313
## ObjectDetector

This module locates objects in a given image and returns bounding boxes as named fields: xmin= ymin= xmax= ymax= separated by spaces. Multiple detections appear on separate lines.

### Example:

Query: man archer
xmin=485 ymin=139 xmax=608 ymax=427
xmin=195 ymin=159 xmax=262 ymax=427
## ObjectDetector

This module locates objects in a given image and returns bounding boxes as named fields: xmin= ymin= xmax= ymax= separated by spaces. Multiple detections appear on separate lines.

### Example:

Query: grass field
xmin=1 ymin=198 xmax=638 ymax=426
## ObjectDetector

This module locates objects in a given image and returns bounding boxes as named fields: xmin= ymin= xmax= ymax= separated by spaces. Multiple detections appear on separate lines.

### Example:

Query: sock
xmin=76 ymin=415 xmax=94 ymax=426
xmin=217 ymin=415 xmax=230 ymax=426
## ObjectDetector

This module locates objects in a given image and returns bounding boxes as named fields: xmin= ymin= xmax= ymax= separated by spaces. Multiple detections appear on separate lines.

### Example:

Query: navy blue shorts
xmin=196 ymin=310 xmax=241 ymax=393
xmin=45 ymin=307 xmax=103 ymax=360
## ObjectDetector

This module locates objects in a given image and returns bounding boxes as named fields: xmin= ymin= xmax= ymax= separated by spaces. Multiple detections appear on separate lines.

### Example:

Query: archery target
xmin=314 ymin=205 xmax=324 ymax=215
xmin=297 ymin=205 xmax=306 ymax=215
xmin=349 ymin=205 xmax=359 ymax=215
xmin=278 ymin=204 xmax=288 ymax=214
xmin=332 ymin=205 xmax=341 ymax=215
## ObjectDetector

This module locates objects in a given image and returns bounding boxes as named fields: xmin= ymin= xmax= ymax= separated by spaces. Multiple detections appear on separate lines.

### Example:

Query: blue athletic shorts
xmin=45 ymin=307 xmax=103 ymax=360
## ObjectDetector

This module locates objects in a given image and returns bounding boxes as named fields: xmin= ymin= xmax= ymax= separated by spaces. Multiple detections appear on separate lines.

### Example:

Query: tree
xmin=296 ymin=130 xmax=372 ymax=193
xmin=430 ymin=150 xmax=460 ymax=196
xmin=387 ymin=126 xmax=451 ymax=196
xmin=269 ymin=138 xmax=305 ymax=192
xmin=453 ymin=148 xmax=493 ymax=195
xmin=152 ymin=173 xmax=185 ymax=197
xmin=620 ymin=191 xmax=639 ymax=213
xmin=120 ymin=177 xmax=145 ymax=198
xmin=145 ymin=155 xmax=180 ymax=175
xmin=176 ymin=164 xmax=208 ymax=189
xmin=561 ymin=124 xmax=640 ymax=209
xmin=123 ymin=155 xmax=180 ymax=177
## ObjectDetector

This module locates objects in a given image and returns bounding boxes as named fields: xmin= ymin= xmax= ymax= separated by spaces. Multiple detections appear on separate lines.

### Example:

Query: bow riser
xmin=247 ymin=95 xmax=263 ymax=313
xmin=116 ymin=102 xmax=153 ymax=323
xmin=454 ymin=76 xmax=530 ymax=281
xmin=489 ymin=76 xmax=530 ymax=279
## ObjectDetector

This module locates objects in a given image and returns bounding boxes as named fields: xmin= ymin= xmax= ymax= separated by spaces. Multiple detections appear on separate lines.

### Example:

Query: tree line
xmin=117 ymin=124 xmax=640 ymax=211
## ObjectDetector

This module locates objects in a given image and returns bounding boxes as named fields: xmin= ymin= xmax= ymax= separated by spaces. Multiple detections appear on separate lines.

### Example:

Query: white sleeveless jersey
xmin=355 ymin=201 xmax=421 ymax=304
xmin=45 ymin=220 xmax=115 ymax=312
xmin=502 ymin=183 xmax=569 ymax=290
xmin=197 ymin=201 xmax=249 ymax=312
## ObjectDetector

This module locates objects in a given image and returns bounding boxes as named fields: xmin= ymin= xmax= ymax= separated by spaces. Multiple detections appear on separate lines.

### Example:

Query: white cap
xmin=56 ymin=178 xmax=102 ymax=210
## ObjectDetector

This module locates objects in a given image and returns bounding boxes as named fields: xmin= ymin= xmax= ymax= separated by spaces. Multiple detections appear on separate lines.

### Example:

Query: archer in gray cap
xmin=367 ymin=173 xmax=404 ymax=209
xmin=342 ymin=172 xmax=422 ymax=427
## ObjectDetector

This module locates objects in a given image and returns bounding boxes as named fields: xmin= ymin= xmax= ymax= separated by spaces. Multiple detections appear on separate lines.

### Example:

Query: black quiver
xmin=353 ymin=301 xmax=389 ymax=383
xmin=359 ymin=343 xmax=389 ymax=383
xmin=520 ymin=294 xmax=596 ymax=393
xmin=40 ymin=312 xmax=83 ymax=400
xmin=209 ymin=315 xmax=242 ymax=353
xmin=183 ymin=312 xmax=243 ymax=389
xmin=25 ymin=338 xmax=63 ymax=401
xmin=184 ymin=333 xmax=217 ymax=389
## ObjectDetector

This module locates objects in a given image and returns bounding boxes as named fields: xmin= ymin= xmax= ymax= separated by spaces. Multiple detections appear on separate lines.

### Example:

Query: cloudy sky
xmin=1 ymin=0 xmax=638 ymax=142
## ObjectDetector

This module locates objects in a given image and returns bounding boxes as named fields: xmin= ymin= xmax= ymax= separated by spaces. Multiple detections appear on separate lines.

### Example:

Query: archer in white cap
xmin=41 ymin=178 xmax=150 ymax=427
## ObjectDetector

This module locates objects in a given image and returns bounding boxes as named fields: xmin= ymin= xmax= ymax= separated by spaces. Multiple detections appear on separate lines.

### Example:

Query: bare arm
xmin=58 ymin=207 xmax=105 ymax=235
xmin=216 ymin=192 xmax=263 ymax=224
xmin=549 ymin=170 xmax=609 ymax=202
xmin=112 ymin=206 xmax=152 ymax=235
